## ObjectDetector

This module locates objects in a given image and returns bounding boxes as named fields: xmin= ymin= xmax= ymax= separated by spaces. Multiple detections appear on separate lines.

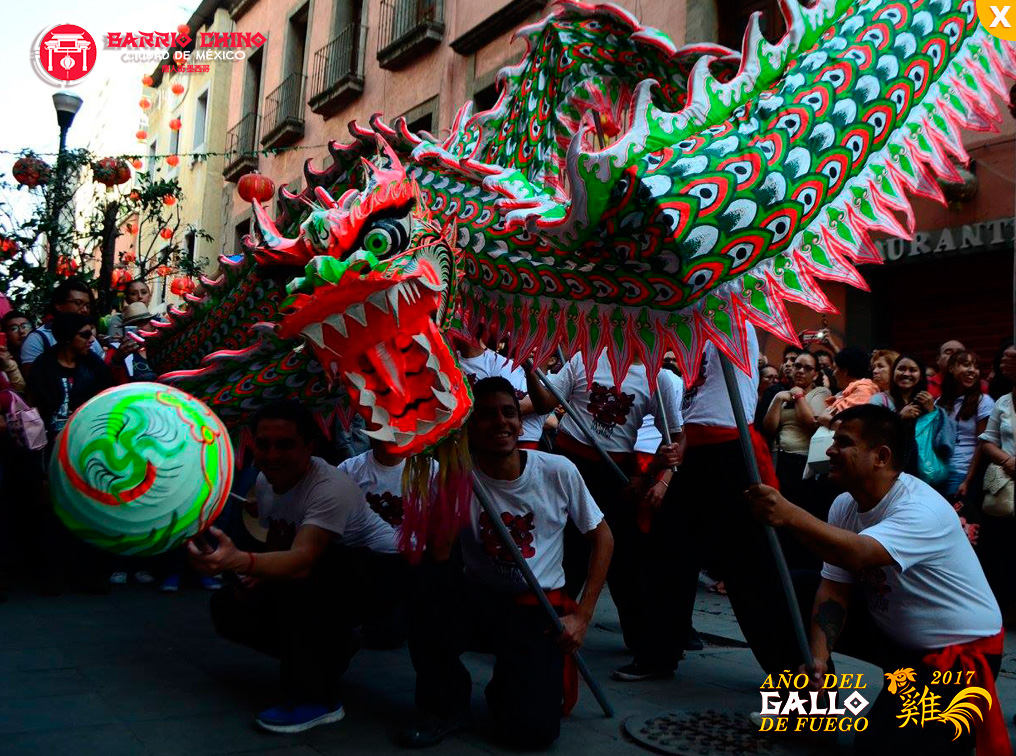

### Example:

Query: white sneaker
xmin=134 ymin=571 xmax=155 ymax=584
xmin=109 ymin=572 xmax=128 ymax=585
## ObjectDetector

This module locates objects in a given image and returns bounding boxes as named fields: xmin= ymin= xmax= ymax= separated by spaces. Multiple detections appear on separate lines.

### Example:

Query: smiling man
xmin=188 ymin=400 xmax=403 ymax=735
xmin=401 ymin=377 xmax=613 ymax=750
xmin=747 ymin=405 xmax=1006 ymax=754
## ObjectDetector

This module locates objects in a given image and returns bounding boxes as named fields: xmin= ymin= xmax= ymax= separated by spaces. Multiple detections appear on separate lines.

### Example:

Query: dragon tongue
xmin=366 ymin=341 xmax=407 ymax=400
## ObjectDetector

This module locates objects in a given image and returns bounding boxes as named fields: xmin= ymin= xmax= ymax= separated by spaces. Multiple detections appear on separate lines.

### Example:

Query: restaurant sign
xmin=876 ymin=218 xmax=1014 ymax=263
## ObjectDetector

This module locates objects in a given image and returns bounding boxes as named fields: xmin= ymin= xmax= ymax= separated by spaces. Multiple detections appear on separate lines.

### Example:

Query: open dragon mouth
xmin=277 ymin=259 xmax=471 ymax=456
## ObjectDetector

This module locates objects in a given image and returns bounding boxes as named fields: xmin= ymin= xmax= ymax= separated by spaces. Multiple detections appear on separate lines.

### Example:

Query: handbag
xmin=5 ymin=391 xmax=47 ymax=451
xmin=982 ymin=463 xmax=1014 ymax=517
xmin=914 ymin=408 xmax=950 ymax=487
xmin=805 ymin=426 xmax=834 ymax=477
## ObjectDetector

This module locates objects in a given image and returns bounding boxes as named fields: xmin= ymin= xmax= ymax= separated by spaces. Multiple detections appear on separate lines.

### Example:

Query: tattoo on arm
xmin=814 ymin=600 xmax=846 ymax=652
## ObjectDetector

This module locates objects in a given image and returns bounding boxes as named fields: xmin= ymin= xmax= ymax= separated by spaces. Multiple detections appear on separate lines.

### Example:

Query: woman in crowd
xmin=758 ymin=364 xmax=779 ymax=400
xmin=2 ymin=311 xmax=33 ymax=369
xmin=937 ymin=350 xmax=994 ymax=501
xmin=869 ymin=353 xmax=932 ymax=416
xmin=978 ymin=368 xmax=1016 ymax=623
xmin=869 ymin=349 xmax=899 ymax=394
xmin=760 ymin=350 xmax=831 ymax=569
xmin=107 ymin=280 xmax=153 ymax=342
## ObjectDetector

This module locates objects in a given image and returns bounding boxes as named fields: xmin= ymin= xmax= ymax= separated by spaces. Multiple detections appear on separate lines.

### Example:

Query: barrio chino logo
xmin=977 ymin=0 xmax=1016 ymax=40
xmin=34 ymin=24 xmax=97 ymax=86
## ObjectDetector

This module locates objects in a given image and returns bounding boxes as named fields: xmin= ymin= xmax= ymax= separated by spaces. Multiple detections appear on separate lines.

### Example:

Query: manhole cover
xmin=622 ymin=710 xmax=798 ymax=756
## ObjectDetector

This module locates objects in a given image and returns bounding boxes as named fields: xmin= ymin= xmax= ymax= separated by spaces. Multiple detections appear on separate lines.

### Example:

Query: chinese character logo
xmin=35 ymin=24 xmax=97 ymax=85
xmin=886 ymin=668 xmax=993 ymax=740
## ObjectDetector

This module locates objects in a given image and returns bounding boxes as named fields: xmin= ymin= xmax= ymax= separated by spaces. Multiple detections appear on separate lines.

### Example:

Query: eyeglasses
xmin=5 ymin=323 xmax=32 ymax=332
xmin=75 ymin=329 xmax=94 ymax=340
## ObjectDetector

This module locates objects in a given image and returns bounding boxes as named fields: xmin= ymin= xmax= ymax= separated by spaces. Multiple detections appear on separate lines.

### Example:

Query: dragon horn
xmin=250 ymin=199 xmax=313 ymax=267
xmin=314 ymin=186 xmax=339 ymax=208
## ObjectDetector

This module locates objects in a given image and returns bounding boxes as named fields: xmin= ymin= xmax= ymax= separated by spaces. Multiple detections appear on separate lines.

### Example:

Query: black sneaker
xmin=398 ymin=713 xmax=470 ymax=748
xmin=612 ymin=662 xmax=675 ymax=682
xmin=684 ymin=627 xmax=704 ymax=651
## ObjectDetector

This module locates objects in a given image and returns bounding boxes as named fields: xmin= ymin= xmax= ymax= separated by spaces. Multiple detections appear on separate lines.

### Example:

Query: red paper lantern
xmin=139 ymin=97 xmax=151 ymax=110
xmin=92 ymin=157 xmax=131 ymax=189
xmin=163 ymin=195 xmax=177 ymax=206
xmin=131 ymin=158 xmax=143 ymax=169
xmin=129 ymin=190 xmax=141 ymax=202
xmin=237 ymin=172 xmax=275 ymax=204
xmin=178 ymin=24 xmax=190 ymax=36
xmin=0 ymin=236 xmax=18 ymax=258
xmin=136 ymin=130 xmax=148 ymax=141
xmin=155 ymin=265 xmax=173 ymax=277
xmin=56 ymin=256 xmax=78 ymax=277
xmin=142 ymin=74 xmax=154 ymax=87
xmin=123 ymin=250 xmax=137 ymax=263
xmin=166 ymin=155 xmax=180 ymax=167
xmin=171 ymin=82 xmax=185 ymax=96
xmin=170 ymin=276 xmax=195 ymax=296
xmin=160 ymin=227 xmax=173 ymax=240
xmin=169 ymin=118 xmax=182 ymax=131
xmin=111 ymin=268 xmax=134 ymax=289
xmin=12 ymin=155 xmax=51 ymax=188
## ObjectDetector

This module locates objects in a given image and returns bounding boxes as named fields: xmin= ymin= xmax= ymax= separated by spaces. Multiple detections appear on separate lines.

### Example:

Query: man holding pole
xmin=401 ymin=377 xmax=613 ymax=749
xmin=522 ymin=351 xmax=684 ymax=668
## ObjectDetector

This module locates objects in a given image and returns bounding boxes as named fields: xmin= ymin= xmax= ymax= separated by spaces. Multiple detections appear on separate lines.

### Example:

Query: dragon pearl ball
xmin=49 ymin=383 xmax=234 ymax=556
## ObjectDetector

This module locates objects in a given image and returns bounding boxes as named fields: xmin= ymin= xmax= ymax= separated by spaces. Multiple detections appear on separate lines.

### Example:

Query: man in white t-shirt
xmin=401 ymin=376 xmax=613 ymax=750
xmin=523 ymin=350 xmax=684 ymax=677
xmin=188 ymin=401 xmax=404 ymax=735
xmin=748 ymin=404 xmax=1006 ymax=754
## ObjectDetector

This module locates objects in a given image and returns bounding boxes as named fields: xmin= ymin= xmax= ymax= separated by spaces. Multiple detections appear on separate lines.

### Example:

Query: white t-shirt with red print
xmin=682 ymin=326 xmax=760 ymax=428
xmin=457 ymin=348 xmax=547 ymax=443
xmin=821 ymin=474 xmax=1001 ymax=649
xmin=253 ymin=457 xmax=398 ymax=554
xmin=462 ymin=450 xmax=604 ymax=593
xmin=337 ymin=450 xmax=406 ymax=539
xmin=545 ymin=352 xmax=684 ymax=454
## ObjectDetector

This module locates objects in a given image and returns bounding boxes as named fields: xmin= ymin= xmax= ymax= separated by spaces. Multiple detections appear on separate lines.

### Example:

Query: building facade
xmin=142 ymin=0 xmax=235 ymax=307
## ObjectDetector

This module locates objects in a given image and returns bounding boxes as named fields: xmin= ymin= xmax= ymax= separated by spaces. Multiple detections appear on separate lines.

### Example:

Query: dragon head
xmin=251 ymin=138 xmax=471 ymax=456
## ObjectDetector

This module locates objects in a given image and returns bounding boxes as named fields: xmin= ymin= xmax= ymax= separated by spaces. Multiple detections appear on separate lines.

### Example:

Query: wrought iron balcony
xmin=377 ymin=0 xmax=444 ymax=70
xmin=309 ymin=23 xmax=367 ymax=117
xmin=223 ymin=112 xmax=259 ymax=183
xmin=261 ymin=73 xmax=306 ymax=149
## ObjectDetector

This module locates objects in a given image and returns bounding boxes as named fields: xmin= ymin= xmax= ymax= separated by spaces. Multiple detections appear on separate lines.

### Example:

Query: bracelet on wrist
xmin=244 ymin=551 xmax=257 ymax=575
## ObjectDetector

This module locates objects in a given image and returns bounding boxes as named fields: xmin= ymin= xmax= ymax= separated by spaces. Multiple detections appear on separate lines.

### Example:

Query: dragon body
xmin=140 ymin=0 xmax=1016 ymax=549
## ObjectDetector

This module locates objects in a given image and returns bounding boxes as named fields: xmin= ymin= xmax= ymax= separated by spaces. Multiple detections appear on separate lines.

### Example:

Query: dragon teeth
xmin=364 ymin=426 xmax=396 ymax=443
xmin=416 ymin=419 xmax=436 ymax=435
xmin=434 ymin=408 xmax=453 ymax=423
xmin=301 ymin=322 xmax=326 ymax=347
xmin=411 ymin=334 xmax=430 ymax=350
xmin=371 ymin=405 xmax=390 ymax=425
xmin=386 ymin=287 xmax=402 ymax=325
xmin=431 ymin=387 xmax=456 ymax=409
xmin=345 ymin=302 xmax=368 ymax=327
xmin=366 ymin=290 xmax=390 ymax=314
xmin=417 ymin=277 xmax=444 ymax=292
xmin=326 ymin=313 xmax=348 ymax=338
xmin=359 ymin=388 xmax=377 ymax=407
xmin=436 ymin=371 xmax=452 ymax=390
xmin=426 ymin=353 xmax=441 ymax=371
xmin=393 ymin=431 xmax=415 ymax=447
xmin=344 ymin=371 xmax=367 ymax=390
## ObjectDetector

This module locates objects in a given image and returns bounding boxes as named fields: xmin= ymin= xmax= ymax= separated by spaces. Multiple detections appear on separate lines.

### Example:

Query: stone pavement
xmin=2 ymin=582 xmax=1015 ymax=756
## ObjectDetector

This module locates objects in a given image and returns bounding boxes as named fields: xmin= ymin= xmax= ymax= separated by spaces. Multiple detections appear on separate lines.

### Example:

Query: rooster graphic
xmin=885 ymin=668 xmax=993 ymax=740
xmin=587 ymin=383 xmax=635 ymax=436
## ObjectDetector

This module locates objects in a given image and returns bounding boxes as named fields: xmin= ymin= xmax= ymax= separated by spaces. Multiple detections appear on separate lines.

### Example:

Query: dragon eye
xmin=363 ymin=228 xmax=393 ymax=256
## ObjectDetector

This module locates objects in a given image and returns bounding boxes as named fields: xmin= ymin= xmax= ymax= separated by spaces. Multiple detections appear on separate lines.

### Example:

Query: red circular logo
xmin=37 ymin=24 xmax=97 ymax=83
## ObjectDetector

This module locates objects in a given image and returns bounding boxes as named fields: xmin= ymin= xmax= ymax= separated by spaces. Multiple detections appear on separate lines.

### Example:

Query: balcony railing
xmin=309 ymin=23 xmax=367 ymax=117
xmin=261 ymin=72 xmax=306 ymax=149
xmin=223 ymin=112 xmax=259 ymax=182
xmin=377 ymin=0 xmax=444 ymax=70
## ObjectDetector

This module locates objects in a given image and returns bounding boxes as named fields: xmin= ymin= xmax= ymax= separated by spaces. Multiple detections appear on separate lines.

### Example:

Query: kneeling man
xmin=402 ymin=377 xmax=613 ymax=749
xmin=189 ymin=401 xmax=404 ymax=734
xmin=748 ymin=405 xmax=1006 ymax=755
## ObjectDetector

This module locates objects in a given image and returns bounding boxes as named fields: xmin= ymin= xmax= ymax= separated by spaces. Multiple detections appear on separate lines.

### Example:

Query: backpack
xmin=4 ymin=391 xmax=47 ymax=451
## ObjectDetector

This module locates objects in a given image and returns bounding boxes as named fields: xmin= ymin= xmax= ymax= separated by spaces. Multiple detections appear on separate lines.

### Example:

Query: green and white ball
xmin=49 ymin=383 xmax=234 ymax=556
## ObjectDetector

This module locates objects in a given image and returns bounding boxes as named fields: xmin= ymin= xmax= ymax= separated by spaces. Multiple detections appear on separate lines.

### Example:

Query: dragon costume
xmin=139 ymin=0 xmax=1016 ymax=554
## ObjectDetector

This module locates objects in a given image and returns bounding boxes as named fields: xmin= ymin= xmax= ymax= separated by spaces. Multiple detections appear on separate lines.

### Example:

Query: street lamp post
xmin=47 ymin=91 xmax=83 ymax=273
